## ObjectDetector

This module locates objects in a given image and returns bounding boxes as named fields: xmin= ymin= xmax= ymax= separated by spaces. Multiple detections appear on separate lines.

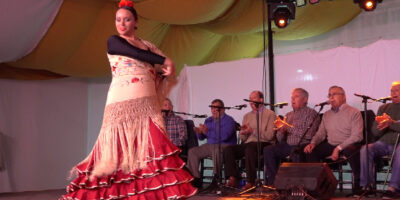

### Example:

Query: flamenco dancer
xmin=60 ymin=1 xmax=197 ymax=199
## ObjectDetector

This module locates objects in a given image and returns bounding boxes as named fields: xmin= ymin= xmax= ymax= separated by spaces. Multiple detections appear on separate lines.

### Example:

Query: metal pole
xmin=267 ymin=1 xmax=276 ymax=112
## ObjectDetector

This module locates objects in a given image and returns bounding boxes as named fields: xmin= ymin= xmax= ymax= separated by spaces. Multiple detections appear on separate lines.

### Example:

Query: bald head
xmin=249 ymin=90 xmax=264 ymax=111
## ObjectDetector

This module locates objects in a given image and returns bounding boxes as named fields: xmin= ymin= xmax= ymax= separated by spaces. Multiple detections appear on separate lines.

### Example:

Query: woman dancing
xmin=60 ymin=0 xmax=197 ymax=199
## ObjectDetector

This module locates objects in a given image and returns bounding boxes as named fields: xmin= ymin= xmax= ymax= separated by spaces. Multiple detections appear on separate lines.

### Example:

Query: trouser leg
xmin=343 ymin=144 xmax=361 ymax=188
xmin=187 ymin=144 xmax=213 ymax=178
xmin=264 ymin=142 xmax=292 ymax=185
xmin=245 ymin=142 xmax=270 ymax=183
xmin=211 ymin=143 xmax=229 ymax=177
xmin=223 ymin=144 xmax=245 ymax=179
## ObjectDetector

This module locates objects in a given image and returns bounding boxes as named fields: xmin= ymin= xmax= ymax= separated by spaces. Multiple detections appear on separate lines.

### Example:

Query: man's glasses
xmin=327 ymin=93 xmax=344 ymax=98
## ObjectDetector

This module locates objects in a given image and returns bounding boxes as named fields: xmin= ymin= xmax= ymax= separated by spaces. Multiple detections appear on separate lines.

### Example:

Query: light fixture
xmin=273 ymin=8 xmax=291 ymax=28
xmin=296 ymin=0 xmax=306 ymax=7
xmin=309 ymin=0 xmax=320 ymax=4
xmin=269 ymin=0 xmax=296 ymax=29
xmin=354 ymin=0 xmax=383 ymax=11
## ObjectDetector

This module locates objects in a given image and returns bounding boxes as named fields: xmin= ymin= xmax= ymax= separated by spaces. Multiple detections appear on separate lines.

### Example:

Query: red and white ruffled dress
xmin=60 ymin=45 xmax=197 ymax=199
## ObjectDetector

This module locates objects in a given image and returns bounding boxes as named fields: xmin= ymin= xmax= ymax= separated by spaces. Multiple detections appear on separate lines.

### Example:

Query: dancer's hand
xmin=162 ymin=58 xmax=176 ymax=76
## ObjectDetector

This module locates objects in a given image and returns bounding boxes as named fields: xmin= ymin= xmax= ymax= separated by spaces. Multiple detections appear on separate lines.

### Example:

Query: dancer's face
xmin=115 ymin=9 xmax=137 ymax=37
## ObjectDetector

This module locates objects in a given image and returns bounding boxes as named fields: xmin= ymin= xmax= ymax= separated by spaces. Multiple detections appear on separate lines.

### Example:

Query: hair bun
xmin=119 ymin=0 xmax=134 ymax=8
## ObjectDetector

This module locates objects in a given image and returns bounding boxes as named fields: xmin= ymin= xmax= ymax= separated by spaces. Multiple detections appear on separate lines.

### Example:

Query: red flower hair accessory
xmin=119 ymin=0 xmax=134 ymax=8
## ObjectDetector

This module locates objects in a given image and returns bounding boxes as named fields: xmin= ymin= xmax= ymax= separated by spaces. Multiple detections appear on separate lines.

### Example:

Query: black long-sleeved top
xmin=107 ymin=35 xmax=165 ymax=65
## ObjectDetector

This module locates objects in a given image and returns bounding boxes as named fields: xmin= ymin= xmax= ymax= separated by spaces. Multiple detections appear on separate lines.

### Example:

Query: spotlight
xmin=354 ymin=0 xmax=383 ymax=11
xmin=273 ymin=8 xmax=291 ymax=28
xmin=269 ymin=0 xmax=296 ymax=28
xmin=296 ymin=0 xmax=306 ymax=7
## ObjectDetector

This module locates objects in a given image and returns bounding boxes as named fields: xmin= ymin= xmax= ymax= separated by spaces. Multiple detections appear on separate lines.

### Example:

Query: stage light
xmin=296 ymin=0 xmax=306 ymax=7
xmin=273 ymin=8 xmax=291 ymax=28
xmin=269 ymin=0 xmax=296 ymax=29
xmin=354 ymin=0 xmax=383 ymax=11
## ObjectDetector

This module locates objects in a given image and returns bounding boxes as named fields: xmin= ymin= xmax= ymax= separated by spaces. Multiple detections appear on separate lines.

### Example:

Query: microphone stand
xmin=163 ymin=110 xmax=207 ymax=118
xmin=358 ymin=98 xmax=396 ymax=199
xmin=200 ymin=104 xmax=245 ymax=196
xmin=238 ymin=99 xmax=276 ymax=197
xmin=354 ymin=94 xmax=378 ymax=197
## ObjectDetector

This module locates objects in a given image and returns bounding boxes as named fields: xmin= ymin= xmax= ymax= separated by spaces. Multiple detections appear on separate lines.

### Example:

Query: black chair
xmin=323 ymin=155 xmax=354 ymax=192
xmin=374 ymin=155 xmax=392 ymax=189
xmin=180 ymin=120 xmax=198 ymax=161
xmin=360 ymin=110 xmax=377 ymax=144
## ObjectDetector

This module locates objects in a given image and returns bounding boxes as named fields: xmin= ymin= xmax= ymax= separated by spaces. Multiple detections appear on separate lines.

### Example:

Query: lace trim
xmin=74 ymin=96 xmax=166 ymax=180
xmin=101 ymin=96 xmax=163 ymax=128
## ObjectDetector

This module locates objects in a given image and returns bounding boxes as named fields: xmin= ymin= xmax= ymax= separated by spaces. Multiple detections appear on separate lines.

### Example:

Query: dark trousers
xmin=223 ymin=142 xmax=270 ymax=183
xmin=306 ymin=141 xmax=361 ymax=188
xmin=263 ymin=142 xmax=307 ymax=185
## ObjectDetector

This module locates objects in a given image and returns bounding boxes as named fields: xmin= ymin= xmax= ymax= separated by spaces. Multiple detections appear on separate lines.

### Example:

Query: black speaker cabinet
xmin=274 ymin=162 xmax=338 ymax=199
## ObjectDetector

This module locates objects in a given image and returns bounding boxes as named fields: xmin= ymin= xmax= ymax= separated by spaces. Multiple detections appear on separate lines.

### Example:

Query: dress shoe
xmin=242 ymin=182 xmax=255 ymax=191
xmin=382 ymin=190 xmax=399 ymax=199
xmin=225 ymin=176 xmax=238 ymax=188
xmin=191 ymin=178 xmax=203 ymax=189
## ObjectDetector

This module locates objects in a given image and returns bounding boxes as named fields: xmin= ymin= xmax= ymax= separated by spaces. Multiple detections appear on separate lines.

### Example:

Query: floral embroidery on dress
xmin=107 ymin=54 xmax=159 ymax=87
xmin=131 ymin=77 xmax=140 ymax=83
xmin=149 ymin=69 xmax=155 ymax=76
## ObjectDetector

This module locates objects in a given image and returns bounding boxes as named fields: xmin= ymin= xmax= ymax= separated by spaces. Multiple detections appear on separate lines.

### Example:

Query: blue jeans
xmin=263 ymin=142 xmax=306 ymax=185
xmin=360 ymin=141 xmax=400 ymax=190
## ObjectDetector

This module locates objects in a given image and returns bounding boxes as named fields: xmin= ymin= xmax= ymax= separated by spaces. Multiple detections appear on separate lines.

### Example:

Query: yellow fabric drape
xmin=4 ymin=0 xmax=361 ymax=79
xmin=0 ymin=64 xmax=67 ymax=80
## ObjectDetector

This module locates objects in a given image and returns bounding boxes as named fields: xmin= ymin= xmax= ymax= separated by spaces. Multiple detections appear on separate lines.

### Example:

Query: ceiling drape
xmin=1 ymin=0 xmax=361 ymax=79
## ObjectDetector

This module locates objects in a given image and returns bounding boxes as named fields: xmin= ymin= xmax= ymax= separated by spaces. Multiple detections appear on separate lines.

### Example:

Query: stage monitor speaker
xmin=274 ymin=162 xmax=338 ymax=200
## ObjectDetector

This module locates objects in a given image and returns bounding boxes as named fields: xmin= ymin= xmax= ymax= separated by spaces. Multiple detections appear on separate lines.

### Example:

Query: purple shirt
xmin=198 ymin=114 xmax=237 ymax=145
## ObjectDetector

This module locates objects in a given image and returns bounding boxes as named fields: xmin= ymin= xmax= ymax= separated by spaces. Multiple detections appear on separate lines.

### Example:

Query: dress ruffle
xmin=60 ymin=119 xmax=197 ymax=200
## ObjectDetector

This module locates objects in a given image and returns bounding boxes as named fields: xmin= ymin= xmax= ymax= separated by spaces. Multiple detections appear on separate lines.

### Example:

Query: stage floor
xmin=0 ymin=188 xmax=389 ymax=200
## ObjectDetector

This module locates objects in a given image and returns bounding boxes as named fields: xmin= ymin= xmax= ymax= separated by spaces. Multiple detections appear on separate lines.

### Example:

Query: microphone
xmin=315 ymin=101 xmax=330 ymax=107
xmin=243 ymin=99 xmax=266 ymax=106
xmin=354 ymin=93 xmax=375 ymax=100
xmin=235 ymin=104 xmax=247 ymax=110
xmin=375 ymin=96 xmax=392 ymax=102
xmin=209 ymin=105 xmax=225 ymax=109
xmin=194 ymin=114 xmax=208 ymax=118
xmin=161 ymin=109 xmax=170 ymax=113
xmin=274 ymin=102 xmax=288 ymax=108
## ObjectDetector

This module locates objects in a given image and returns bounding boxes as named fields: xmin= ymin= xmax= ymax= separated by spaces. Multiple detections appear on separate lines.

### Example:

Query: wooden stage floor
xmin=0 ymin=188 xmax=391 ymax=200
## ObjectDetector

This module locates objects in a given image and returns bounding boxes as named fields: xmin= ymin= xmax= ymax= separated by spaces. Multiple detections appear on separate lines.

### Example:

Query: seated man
xmin=162 ymin=98 xmax=187 ymax=153
xmin=224 ymin=90 xmax=276 ymax=190
xmin=360 ymin=81 xmax=400 ymax=198
xmin=264 ymin=88 xmax=320 ymax=186
xmin=187 ymin=99 xmax=237 ymax=188
xmin=304 ymin=85 xmax=363 ymax=193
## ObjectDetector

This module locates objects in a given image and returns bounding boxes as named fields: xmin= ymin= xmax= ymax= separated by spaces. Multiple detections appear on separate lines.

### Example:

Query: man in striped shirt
xmin=263 ymin=88 xmax=320 ymax=186
xmin=162 ymin=98 xmax=187 ymax=151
